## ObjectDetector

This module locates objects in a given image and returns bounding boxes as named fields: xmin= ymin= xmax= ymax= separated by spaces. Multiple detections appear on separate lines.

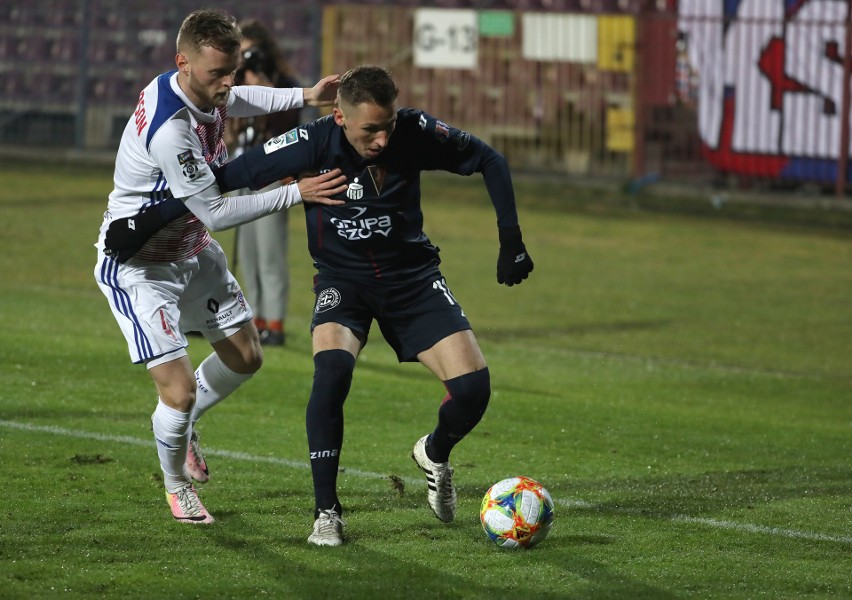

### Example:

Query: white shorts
xmin=94 ymin=240 xmax=253 ymax=364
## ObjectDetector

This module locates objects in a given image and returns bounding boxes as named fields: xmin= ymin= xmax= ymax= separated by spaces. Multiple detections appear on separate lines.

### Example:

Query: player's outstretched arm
xmin=103 ymin=170 xmax=347 ymax=262
xmin=302 ymin=74 xmax=340 ymax=107
xmin=184 ymin=174 xmax=345 ymax=232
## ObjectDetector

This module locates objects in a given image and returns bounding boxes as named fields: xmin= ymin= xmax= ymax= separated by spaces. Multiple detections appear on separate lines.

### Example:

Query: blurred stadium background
xmin=3 ymin=0 xmax=852 ymax=196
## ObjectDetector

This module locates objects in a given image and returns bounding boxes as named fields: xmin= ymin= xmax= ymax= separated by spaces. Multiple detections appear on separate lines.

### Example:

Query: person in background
xmin=226 ymin=19 xmax=302 ymax=346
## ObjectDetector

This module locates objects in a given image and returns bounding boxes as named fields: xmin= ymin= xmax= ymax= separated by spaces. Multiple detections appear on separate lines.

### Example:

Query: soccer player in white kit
xmin=93 ymin=9 xmax=346 ymax=524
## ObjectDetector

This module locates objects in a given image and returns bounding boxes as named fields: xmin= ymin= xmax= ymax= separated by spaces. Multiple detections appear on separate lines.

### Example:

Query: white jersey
xmin=97 ymin=70 xmax=304 ymax=262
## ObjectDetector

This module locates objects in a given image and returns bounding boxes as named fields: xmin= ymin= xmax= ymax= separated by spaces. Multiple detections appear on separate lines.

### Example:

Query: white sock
xmin=191 ymin=353 xmax=253 ymax=426
xmin=152 ymin=399 xmax=191 ymax=493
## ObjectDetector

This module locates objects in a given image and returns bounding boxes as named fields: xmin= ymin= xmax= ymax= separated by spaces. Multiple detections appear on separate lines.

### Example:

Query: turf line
xmin=560 ymin=499 xmax=852 ymax=545
xmin=3 ymin=419 xmax=850 ymax=546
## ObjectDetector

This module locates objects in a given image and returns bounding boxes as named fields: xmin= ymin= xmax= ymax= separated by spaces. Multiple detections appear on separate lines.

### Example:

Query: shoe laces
xmin=316 ymin=506 xmax=346 ymax=530
xmin=434 ymin=466 xmax=455 ymax=501
xmin=175 ymin=485 xmax=203 ymax=517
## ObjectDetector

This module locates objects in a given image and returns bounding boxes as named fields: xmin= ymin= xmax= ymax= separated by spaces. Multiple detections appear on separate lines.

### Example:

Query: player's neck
xmin=177 ymin=77 xmax=213 ymax=113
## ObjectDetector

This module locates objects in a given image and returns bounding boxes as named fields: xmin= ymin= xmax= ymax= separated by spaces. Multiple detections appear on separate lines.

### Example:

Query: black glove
xmin=497 ymin=225 xmax=534 ymax=286
xmin=104 ymin=198 xmax=189 ymax=263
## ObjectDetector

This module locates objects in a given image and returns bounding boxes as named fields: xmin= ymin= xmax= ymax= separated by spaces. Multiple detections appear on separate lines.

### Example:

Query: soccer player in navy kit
xmin=105 ymin=65 xmax=533 ymax=544
xmin=213 ymin=65 xmax=534 ymax=545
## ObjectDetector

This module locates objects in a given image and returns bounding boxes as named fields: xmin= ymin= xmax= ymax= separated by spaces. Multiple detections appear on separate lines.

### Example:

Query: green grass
xmin=0 ymin=161 xmax=850 ymax=599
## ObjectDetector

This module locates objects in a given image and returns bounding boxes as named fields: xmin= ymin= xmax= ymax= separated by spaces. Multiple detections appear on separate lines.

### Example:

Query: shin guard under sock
xmin=152 ymin=399 xmax=191 ymax=492
xmin=306 ymin=349 xmax=356 ymax=516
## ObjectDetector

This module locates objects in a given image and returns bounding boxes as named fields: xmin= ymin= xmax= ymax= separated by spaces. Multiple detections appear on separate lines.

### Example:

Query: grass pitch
xmin=0 ymin=161 xmax=850 ymax=599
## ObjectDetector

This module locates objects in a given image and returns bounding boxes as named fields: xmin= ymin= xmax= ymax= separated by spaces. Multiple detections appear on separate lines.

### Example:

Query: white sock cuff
xmin=191 ymin=353 xmax=254 ymax=424
xmin=200 ymin=353 xmax=254 ymax=386
xmin=154 ymin=398 xmax=191 ymax=421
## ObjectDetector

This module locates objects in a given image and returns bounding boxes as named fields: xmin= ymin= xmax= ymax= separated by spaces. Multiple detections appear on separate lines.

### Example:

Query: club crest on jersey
xmin=346 ymin=177 xmax=364 ymax=200
xmin=263 ymin=127 xmax=305 ymax=154
xmin=315 ymin=287 xmax=341 ymax=313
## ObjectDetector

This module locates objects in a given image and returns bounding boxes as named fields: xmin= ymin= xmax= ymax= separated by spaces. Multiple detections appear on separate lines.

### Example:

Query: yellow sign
xmin=598 ymin=15 xmax=635 ymax=72
xmin=606 ymin=107 xmax=634 ymax=152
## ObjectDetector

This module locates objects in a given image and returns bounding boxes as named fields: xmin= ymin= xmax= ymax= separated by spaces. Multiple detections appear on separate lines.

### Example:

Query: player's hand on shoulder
xmin=303 ymin=74 xmax=340 ymax=107
xmin=296 ymin=168 xmax=347 ymax=205
xmin=497 ymin=225 xmax=534 ymax=286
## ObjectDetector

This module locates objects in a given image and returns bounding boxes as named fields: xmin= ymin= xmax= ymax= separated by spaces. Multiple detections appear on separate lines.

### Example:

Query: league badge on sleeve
xmin=177 ymin=151 xmax=201 ymax=182
xmin=264 ymin=128 xmax=306 ymax=154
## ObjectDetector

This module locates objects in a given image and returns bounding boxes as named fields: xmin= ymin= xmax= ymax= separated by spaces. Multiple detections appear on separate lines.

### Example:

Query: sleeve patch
xmin=435 ymin=121 xmax=450 ymax=141
xmin=182 ymin=160 xmax=202 ymax=182
xmin=264 ymin=127 xmax=307 ymax=154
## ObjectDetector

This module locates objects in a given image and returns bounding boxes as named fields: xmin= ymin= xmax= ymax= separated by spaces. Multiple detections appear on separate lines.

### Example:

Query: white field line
xmin=559 ymin=499 xmax=852 ymax=545
xmin=3 ymin=419 xmax=850 ymax=546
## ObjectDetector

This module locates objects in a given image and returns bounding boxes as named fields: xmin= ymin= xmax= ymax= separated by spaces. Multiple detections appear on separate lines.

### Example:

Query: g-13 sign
xmin=414 ymin=9 xmax=478 ymax=69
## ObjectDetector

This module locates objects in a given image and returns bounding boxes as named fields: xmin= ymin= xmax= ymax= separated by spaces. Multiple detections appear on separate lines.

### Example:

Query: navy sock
xmin=427 ymin=367 xmax=491 ymax=463
xmin=306 ymin=349 xmax=356 ymax=517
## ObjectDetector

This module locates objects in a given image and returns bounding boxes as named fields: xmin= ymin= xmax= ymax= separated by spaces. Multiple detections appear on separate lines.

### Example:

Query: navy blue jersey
xmin=214 ymin=108 xmax=519 ymax=281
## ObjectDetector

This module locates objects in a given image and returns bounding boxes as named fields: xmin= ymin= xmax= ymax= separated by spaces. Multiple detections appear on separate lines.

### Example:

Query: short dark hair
xmin=177 ymin=9 xmax=241 ymax=56
xmin=337 ymin=65 xmax=399 ymax=108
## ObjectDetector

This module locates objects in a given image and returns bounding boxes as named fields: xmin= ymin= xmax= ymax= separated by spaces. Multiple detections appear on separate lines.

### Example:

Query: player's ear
xmin=332 ymin=107 xmax=345 ymax=127
xmin=175 ymin=53 xmax=189 ymax=75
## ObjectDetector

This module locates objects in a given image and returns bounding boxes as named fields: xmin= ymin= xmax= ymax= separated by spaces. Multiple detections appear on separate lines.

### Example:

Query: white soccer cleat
xmin=411 ymin=435 xmax=456 ymax=523
xmin=307 ymin=506 xmax=345 ymax=546
xmin=166 ymin=482 xmax=214 ymax=524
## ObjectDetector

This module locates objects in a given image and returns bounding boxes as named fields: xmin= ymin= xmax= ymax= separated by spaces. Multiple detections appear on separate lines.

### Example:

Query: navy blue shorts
xmin=311 ymin=273 xmax=471 ymax=362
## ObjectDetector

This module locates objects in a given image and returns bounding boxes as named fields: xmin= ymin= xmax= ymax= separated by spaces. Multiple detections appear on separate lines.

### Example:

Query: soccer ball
xmin=480 ymin=476 xmax=554 ymax=549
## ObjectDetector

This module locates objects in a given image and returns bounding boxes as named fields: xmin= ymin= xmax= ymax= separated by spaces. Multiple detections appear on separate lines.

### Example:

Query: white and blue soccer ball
xmin=480 ymin=476 xmax=554 ymax=549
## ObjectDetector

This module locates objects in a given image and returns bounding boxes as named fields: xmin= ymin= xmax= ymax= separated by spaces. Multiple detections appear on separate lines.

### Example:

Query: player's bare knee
xmin=159 ymin=385 xmax=197 ymax=413
xmin=217 ymin=343 xmax=263 ymax=375
xmin=241 ymin=347 xmax=264 ymax=374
